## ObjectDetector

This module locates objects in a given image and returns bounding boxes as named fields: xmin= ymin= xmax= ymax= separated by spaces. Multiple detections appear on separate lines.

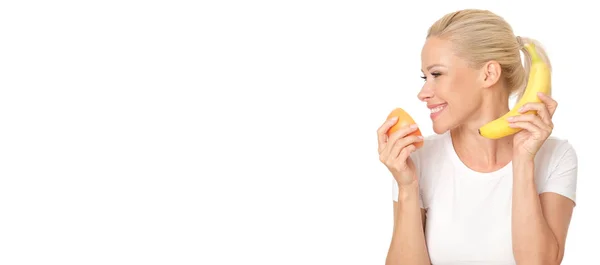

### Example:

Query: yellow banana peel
xmin=478 ymin=43 xmax=552 ymax=139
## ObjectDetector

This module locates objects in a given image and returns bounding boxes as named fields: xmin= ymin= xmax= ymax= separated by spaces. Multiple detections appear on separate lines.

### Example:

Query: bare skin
xmin=377 ymin=118 xmax=429 ymax=265
xmin=381 ymin=36 xmax=574 ymax=265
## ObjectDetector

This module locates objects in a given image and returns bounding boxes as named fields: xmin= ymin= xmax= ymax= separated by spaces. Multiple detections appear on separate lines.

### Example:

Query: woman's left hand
xmin=508 ymin=92 xmax=558 ymax=160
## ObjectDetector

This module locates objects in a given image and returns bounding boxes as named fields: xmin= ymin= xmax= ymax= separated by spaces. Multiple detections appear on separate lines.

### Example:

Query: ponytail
xmin=427 ymin=9 xmax=553 ymax=101
xmin=513 ymin=36 xmax=553 ymax=101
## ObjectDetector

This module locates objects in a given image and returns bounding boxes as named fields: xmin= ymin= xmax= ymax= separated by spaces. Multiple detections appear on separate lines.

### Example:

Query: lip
xmin=428 ymin=103 xmax=447 ymax=120
xmin=427 ymin=103 xmax=447 ymax=109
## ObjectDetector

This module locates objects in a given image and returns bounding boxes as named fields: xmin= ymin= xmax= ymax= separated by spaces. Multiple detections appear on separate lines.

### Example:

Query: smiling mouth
xmin=430 ymin=104 xmax=447 ymax=113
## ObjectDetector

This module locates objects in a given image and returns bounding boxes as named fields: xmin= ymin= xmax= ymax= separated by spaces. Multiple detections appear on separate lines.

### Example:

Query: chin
xmin=432 ymin=122 xmax=449 ymax=134
xmin=432 ymin=117 xmax=455 ymax=134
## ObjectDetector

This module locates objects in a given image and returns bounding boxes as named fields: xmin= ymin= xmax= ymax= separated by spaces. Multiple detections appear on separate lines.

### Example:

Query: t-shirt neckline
xmin=443 ymin=131 xmax=512 ymax=178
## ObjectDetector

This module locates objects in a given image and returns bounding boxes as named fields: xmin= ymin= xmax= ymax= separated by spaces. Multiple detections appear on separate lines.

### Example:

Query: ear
xmin=480 ymin=60 xmax=502 ymax=88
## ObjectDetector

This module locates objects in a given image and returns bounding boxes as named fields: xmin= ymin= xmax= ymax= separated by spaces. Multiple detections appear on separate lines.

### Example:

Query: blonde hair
xmin=426 ymin=9 xmax=552 ymax=100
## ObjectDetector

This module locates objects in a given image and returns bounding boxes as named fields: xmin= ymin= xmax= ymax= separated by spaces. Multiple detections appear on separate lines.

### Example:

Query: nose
xmin=417 ymin=83 xmax=434 ymax=102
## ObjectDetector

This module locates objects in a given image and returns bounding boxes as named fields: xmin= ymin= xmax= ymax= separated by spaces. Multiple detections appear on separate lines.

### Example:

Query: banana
xmin=478 ymin=42 xmax=552 ymax=139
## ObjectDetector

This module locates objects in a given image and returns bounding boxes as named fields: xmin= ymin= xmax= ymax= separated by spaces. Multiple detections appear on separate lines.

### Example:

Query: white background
xmin=0 ymin=0 xmax=597 ymax=264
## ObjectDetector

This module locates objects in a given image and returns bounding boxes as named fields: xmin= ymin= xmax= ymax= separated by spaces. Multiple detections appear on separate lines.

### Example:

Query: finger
xmin=518 ymin=102 xmax=553 ymax=127
xmin=381 ymin=123 xmax=419 ymax=156
xmin=389 ymin=135 xmax=423 ymax=159
xmin=508 ymin=121 xmax=540 ymax=136
xmin=508 ymin=114 xmax=552 ymax=132
xmin=396 ymin=144 xmax=417 ymax=163
xmin=388 ymin=123 xmax=420 ymax=143
xmin=377 ymin=117 xmax=398 ymax=152
xmin=537 ymin=92 xmax=558 ymax=117
xmin=384 ymin=133 xmax=414 ymax=160
xmin=509 ymin=120 xmax=551 ymax=139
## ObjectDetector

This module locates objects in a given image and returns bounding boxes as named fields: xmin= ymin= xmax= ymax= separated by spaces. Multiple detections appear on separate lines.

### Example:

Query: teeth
xmin=430 ymin=105 xmax=446 ymax=113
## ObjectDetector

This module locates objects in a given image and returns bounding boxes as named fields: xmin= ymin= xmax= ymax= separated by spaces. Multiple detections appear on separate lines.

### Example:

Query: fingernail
xmin=417 ymin=135 xmax=424 ymax=140
xmin=507 ymin=116 xmax=514 ymax=121
xmin=389 ymin=117 xmax=398 ymax=121
xmin=518 ymin=106 xmax=525 ymax=112
xmin=410 ymin=124 xmax=418 ymax=129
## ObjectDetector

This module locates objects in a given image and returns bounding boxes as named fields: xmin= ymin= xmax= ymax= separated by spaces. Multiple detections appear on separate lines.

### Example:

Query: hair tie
xmin=516 ymin=36 xmax=523 ymax=48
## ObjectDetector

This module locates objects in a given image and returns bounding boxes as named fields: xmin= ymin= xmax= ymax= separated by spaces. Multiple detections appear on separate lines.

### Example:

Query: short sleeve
xmin=392 ymin=152 xmax=424 ymax=209
xmin=540 ymin=142 xmax=578 ymax=205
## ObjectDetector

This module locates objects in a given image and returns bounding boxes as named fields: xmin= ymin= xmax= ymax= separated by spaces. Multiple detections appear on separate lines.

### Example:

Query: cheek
xmin=443 ymin=77 xmax=480 ymax=117
xmin=450 ymin=75 xmax=473 ymax=93
xmin=433 ymin=77 xmax=463 ymax=103
xmin=448 ymin=75 xmax=480 ymax=102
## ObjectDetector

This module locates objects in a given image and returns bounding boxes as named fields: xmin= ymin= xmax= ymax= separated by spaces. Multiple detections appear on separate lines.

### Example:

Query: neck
xmin=450 ymin=89 xmax=514 ymax=172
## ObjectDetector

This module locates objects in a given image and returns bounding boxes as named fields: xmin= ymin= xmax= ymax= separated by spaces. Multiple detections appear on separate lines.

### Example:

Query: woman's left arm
xmin=507 ymin=92 xmax=577 ymax=265
xmin=511 ymin=157 xmax=574 ymax=265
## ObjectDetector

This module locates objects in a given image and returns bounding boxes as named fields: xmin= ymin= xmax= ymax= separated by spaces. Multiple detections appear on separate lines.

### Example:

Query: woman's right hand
xmin=377 ymin=117 xmax=423 ymax=186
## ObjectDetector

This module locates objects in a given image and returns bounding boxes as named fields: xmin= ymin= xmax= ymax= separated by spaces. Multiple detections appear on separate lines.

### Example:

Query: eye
xmin=420 ymin=72 xmax=441 ymax=81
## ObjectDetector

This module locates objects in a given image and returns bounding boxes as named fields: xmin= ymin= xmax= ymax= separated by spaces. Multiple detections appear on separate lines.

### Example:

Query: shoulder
xmin=534 ymin=136 xmax=578 ymax=203
xmin=409 ymin=132 xmax=452 ymax=173
xmin=410 ymin=132 xmax=449 ymax=161
xmin=414 ymin=133 xmax=448 ymax=154
xmin=538 ymin=136 xmax=575 ymax=153
xmin=535 ymin=136 xmax=577 ymax=168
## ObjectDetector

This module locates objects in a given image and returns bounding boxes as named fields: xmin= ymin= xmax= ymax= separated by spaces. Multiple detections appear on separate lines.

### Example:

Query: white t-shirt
xmin=392 ymin=131 xmax=577 ymax=264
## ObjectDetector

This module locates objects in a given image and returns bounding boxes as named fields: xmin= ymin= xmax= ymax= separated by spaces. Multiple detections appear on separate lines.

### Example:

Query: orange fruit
xmin=386 ymin=108 xmax=423 ymax=148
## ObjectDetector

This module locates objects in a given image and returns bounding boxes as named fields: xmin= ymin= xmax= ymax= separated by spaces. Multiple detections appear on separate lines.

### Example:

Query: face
xmin=418 ymin=37 xmax=485 ymax=134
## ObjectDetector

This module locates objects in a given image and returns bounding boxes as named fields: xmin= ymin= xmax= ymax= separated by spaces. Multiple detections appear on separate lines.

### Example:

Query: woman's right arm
xmin=387 ymin=183 xmax=430 ymax=265
xmin=377 ymin=118 xmax=430 ymax=265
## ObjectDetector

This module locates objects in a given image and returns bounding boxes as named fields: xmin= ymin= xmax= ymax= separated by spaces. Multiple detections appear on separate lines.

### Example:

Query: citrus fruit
xmin=386 ymin=108 xmax=423 ymax=148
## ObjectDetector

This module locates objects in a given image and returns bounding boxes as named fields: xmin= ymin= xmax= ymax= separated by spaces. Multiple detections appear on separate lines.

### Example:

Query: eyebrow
xmin=421 ymin=64 xmax=445 ymax=72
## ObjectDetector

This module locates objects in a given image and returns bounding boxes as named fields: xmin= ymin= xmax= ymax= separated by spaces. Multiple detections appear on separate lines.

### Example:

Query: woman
xmin=377 ymin=9 xmax=577 ymax=265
